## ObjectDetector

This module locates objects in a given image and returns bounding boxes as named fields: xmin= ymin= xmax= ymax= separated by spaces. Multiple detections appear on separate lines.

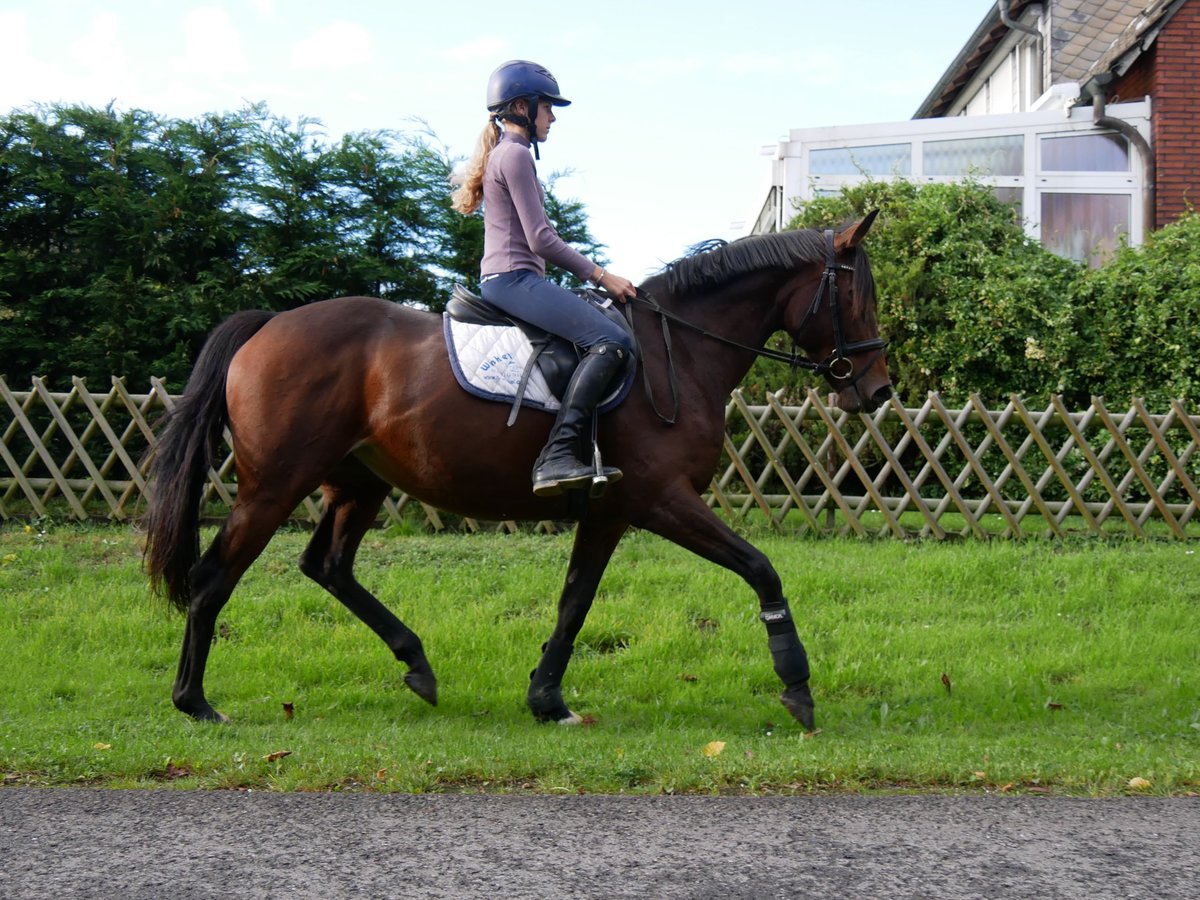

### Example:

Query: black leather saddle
xmin=446 ymin=284 xmax=632 ymax=402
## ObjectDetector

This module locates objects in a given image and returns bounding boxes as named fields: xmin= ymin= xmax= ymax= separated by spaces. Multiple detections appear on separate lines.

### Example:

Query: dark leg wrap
xmin=762 ymin=607 xmax=810 ymax=689
xmin=528 ymin=638 xmax=575 ymax=722
xmin=761 ymin=604 xmax=815 ymax=730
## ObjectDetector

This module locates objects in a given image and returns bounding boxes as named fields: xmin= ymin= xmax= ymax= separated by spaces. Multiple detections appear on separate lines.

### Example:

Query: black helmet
xmin=486 ymin=60 xmax=571 ymax=112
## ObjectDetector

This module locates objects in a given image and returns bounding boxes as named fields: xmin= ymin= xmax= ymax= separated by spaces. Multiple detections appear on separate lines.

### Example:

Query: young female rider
xmin=452 ymin=59 xmax=638 ymax=497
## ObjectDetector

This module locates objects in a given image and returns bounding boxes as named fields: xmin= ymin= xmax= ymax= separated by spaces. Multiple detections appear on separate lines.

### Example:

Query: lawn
xmin=1 ymin=520 xmax=1196 ymax=795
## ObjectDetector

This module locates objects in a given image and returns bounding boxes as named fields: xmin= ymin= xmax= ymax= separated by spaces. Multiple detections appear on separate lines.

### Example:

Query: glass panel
xmin=809 ymin=144 xmax=911 ymax=176
xmin=991 ymin=186 xmax=1023 ymax=219
xmin=924 ymin=134 xmax=1024 ymax=176
xmin=1041 ymin=133 xmax=1129 ymax=172
xmin=1040 ymin=193 xmax=1130 ymax=266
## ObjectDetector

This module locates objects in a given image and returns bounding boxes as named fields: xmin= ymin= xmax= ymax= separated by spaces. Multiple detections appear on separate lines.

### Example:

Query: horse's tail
xmin=143 ymin=310 xmax=276 ymax=612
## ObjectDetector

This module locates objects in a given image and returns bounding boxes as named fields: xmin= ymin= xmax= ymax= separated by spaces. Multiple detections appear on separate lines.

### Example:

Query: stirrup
xmin=587 ymin=442 xmax=622 ymax=498
xmin=532 ymin=464 xmax=621 ymax=497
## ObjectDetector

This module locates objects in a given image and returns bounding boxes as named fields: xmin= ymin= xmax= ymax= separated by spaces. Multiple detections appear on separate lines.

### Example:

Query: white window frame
xmin=760 ymin=98 xmax=1150 ymax=263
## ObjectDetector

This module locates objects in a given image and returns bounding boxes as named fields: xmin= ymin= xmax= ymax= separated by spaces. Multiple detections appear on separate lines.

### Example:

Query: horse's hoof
xmin=528 ymin=690 xmax=575 ymax=724
xmin=190 ymin=706 xmax=230 ymax=724
xmin=404 ymin=671 xmax=438 ymax=706
xmin=780 ymin=684 xmax=816 ymax=731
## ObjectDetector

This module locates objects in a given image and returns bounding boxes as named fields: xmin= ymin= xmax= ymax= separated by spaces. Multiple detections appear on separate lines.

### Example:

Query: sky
xmin=1 ymin=0 xmax=992 ymax=282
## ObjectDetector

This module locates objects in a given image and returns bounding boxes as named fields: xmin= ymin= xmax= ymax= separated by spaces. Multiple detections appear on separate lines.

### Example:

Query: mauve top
xmin=480 ymin=132 xmax=594 ymax=282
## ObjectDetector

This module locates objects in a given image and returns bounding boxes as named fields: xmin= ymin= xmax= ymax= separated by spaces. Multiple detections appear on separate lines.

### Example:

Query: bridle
xmin=623 ymin=229 xmax=887 ymax=424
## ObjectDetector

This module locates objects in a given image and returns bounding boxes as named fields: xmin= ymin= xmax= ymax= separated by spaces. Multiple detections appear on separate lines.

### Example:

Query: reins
xmin=623 ymin=229 xmax=886 ymax=425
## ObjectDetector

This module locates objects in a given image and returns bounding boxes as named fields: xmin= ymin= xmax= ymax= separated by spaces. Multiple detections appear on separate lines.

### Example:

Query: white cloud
xmin=177 ymin=6 xmax=249 ymax=76
xmin=0 ymin=10 xmax=131 ymax=111
xmin=289 ymin=22 xmax=374 ymax=70
xmin=442 ymin=37 xmax=508 ymax=62
xmin=70 ymin=12 xmax=126 ymax=75
xmin=0 ymin=11 xmax=38 ymax=103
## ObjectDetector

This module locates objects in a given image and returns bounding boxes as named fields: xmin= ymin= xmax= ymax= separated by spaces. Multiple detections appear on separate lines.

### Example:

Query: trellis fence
xmin=3 ymin=376 xmax=1199 ymax=539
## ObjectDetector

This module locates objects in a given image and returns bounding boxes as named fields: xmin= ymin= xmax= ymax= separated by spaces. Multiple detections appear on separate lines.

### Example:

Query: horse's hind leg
xmin=299 ymin=462 xmax=437 ymax=706
xmin=173 ymin=498 xmax=290 ymax=722
xmin=528 ymin=517 xmax=628 ymax=724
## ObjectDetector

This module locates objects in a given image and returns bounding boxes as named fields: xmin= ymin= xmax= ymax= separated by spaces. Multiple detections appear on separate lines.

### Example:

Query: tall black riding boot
xmin=531 ymin=342 xmax=625 ymax=497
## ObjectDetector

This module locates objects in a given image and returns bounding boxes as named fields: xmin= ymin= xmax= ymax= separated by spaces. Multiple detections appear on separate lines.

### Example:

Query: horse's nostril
xmin=874 ymin=385 xmax=894 ymax=405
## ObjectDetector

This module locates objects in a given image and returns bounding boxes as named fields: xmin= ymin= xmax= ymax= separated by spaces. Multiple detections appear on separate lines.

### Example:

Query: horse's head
xmin=780 ymin=212 xmax=893 ymax=413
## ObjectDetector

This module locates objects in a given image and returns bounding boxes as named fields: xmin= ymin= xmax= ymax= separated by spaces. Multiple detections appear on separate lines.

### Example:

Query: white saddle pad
xmin=443 ymin=314 xmax=561 ymax=412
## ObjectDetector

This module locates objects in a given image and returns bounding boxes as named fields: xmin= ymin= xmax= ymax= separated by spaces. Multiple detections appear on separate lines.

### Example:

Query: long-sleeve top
xmin=480 ymin=132 xmax=594 ymax=282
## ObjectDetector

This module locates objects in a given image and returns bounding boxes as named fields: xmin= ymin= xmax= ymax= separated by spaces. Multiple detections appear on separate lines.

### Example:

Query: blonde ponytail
xmin=451 ymin=117 xmax=501 ymax=215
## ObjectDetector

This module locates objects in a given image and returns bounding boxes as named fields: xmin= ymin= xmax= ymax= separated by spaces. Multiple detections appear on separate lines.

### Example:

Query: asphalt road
xmin=1 ymin=789 xmax=1197 ymax=898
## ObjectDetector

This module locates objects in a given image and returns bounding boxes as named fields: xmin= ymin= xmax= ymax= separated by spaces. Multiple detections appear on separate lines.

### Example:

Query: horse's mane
xmin=651 ymin=228 xmax=875 ymax=316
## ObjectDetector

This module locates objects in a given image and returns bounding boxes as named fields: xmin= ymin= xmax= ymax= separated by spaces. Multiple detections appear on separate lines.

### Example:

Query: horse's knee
xmin=746 ymin=554 xmax=783 ymax=600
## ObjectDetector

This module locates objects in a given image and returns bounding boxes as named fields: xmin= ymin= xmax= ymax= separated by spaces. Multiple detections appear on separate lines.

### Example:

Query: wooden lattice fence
xmin=3 ymin=376 xmax=1199 ymax=539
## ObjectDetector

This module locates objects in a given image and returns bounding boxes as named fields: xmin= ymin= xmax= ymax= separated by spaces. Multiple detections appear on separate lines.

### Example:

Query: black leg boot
xmin=532 ymin=342 xmax=625 ymax=497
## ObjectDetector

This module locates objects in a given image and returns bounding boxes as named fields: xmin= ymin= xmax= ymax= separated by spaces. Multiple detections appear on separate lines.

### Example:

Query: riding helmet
xmin=486 ymin=60 xmax=571 ymax=111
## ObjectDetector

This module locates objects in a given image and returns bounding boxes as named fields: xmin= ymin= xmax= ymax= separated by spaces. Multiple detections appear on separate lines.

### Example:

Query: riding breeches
xmin=480 ymin=269 xmax=634 ymax=355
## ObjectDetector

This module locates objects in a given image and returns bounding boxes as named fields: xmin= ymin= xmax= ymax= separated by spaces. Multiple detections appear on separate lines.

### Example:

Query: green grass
xmin=1 ymin=520 xmax=1197 ymax=796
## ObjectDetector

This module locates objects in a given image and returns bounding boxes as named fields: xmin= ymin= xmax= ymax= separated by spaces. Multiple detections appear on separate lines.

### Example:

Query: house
xmin=753 ymin=0 xmax=1200 ymax=265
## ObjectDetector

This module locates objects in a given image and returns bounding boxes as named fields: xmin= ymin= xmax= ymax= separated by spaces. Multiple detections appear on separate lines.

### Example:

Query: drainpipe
xmin=997 ymin=0 xmax=1041 ymax=41
xmin=998 ymin=1 xmax=1045 ymax=101
xmin=1083 ymin=73 xmax=1156 ymax=231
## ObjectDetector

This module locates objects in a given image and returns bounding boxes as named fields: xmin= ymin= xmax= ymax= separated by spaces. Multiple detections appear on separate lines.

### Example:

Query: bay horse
xmin=143 ymin=213 xmax=892 ymax=729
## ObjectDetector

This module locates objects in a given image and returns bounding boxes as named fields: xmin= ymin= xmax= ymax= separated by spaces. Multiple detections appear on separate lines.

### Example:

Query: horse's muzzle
xmin=837 ymin=382 xmax=893 ymax=413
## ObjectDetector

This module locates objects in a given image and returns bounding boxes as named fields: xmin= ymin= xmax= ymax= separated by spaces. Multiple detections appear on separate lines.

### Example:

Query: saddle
xmin=443 ymin=285 xmax=636 ymax=424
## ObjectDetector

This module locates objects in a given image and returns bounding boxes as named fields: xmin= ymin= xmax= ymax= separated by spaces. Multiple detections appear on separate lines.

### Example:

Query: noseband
xmin=625 ymin=229 xmax=887 ymax=423
xmin=796 ymin=229 xmax=887 ymax=382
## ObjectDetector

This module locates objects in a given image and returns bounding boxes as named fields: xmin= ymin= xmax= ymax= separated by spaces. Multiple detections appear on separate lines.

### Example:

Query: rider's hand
xmin=597 ymin=270 xmax=637 ymax=302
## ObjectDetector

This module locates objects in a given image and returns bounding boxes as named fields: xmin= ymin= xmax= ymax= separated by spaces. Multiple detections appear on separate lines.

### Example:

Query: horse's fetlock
xmin=768 ymin=630 xmax=810 ymax=689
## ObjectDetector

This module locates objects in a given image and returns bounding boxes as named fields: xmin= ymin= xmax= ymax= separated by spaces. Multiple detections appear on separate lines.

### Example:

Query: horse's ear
xmin=834 ymin=209 xmax=879 ymax=252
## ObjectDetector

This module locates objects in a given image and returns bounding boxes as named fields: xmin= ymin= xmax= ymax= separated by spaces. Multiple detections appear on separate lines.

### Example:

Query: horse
xmin=143 ymin=212 xmax=892 ymax=730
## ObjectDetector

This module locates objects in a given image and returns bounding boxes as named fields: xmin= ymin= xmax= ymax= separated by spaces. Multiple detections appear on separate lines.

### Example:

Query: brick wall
xmin=1150 ymin=1 xmax=1200 ymax=224
xmin=1110 ymin=54 xmax=1153 ymax=103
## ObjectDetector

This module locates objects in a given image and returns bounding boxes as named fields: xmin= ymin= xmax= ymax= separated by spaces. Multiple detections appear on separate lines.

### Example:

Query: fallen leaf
xmin=92 ymin=742 xmax=111 ymax=751
xmin=282 ymin=702 xmax=294 ymax=720
xmin=941 ymin=673 xmax=952 ymax=695
xmin=1128 ymin=777 xmax=1151 ymax=790
xmin=999 ymin=782 xmax=1015 ymax=793
xmin=1045 ymin=700 xmax=1064 ymax=710
xmin=163 ymin=762 xmax=194 ymax=780
xmin=262 ymin=750 xmax=292 ymax=762
xmin=973 ymin=771 xmax=987 ymax=779
xmin=579 ymin=714 xmax=597 ymax=727
xmin=702 ymin=741 xmax=726 ymax=758
xmin=679 ymin=673 xmax=698 ymax=682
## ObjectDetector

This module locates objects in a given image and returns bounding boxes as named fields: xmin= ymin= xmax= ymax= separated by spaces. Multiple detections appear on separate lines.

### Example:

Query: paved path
xmin=1 ymin=789 xmax=1197 ymax=898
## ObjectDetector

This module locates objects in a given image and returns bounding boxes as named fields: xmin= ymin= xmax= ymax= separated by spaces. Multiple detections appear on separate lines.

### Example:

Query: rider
xmin=452 ymin=59 xmax=638 ymax=497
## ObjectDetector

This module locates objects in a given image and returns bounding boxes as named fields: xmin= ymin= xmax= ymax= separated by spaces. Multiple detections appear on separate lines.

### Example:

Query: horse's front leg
xmin=528 ymin=517 xmax=628 ymax=724
xmin=640 ymin=486 xmax=815 ymax=730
